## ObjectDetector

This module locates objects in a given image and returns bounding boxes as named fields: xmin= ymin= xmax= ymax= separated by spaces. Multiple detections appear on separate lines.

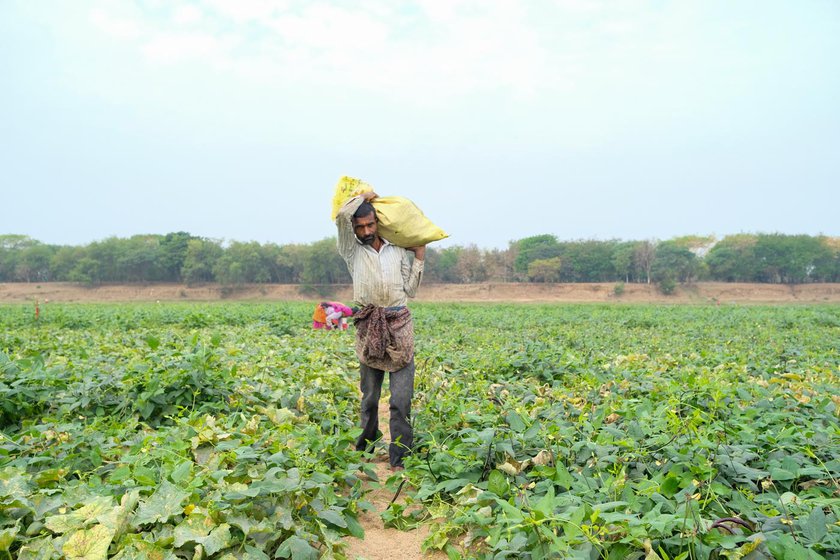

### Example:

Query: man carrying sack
xmin=336 ymin=190 xmax=426 ymax=471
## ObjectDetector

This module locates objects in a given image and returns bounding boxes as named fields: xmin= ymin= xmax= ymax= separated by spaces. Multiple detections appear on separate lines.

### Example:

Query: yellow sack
xmin=331 ymin=176 xmax=448 ymax=247
xmin=372 ymin=196 xmax=448 ymax=247
xmin=331 ymin=176 xmax=373 ymax=221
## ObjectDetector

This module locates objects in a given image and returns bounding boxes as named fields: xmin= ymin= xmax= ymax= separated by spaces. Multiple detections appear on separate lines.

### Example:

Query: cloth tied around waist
xmin=353 ymin=305 xmax=414 ymax=371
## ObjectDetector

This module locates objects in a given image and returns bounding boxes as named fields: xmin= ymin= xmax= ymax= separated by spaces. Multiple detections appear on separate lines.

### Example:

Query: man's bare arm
xmin=407 ymin=246 xmax=425 ymax=261
xmin=336 ymin=196 xmax=365 ymax=261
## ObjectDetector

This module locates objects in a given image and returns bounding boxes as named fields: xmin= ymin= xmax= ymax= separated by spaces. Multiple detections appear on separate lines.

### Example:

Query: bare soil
xmin=343 ymin=401 xmax=447 ymax=560
xmin=2 ymin=282 xmax=840 ymax=304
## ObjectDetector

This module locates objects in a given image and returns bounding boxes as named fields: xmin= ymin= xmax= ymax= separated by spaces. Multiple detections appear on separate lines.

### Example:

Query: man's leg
xmin=388 ymin=357 xmax=415 ymax=467
xmin=356 ymin=363 xmax=385 ymax=454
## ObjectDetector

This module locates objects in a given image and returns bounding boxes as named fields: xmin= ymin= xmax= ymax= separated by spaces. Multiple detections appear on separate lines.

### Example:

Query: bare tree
xmin=455 ymin=245 xmax=488 ymax=283
xmin=633 ymin=240 xmax=657 ymax=284
xmin=483 ymin=247 xmax=515 ymax=282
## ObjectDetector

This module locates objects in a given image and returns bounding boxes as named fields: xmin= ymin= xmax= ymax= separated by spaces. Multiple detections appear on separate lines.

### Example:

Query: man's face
xmin=353 ymin=212 xmax=378 ymax=245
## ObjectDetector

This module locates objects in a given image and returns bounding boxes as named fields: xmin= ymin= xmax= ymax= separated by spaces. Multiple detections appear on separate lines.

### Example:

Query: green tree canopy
xmin=706 ymin=234 xmax=759 ymax=282
xmin=1 ymin=231 xmax=837 ymax=285
xmin=652 ymin=241 xmax=700 ymax=283
xmin=513 ymin=234 xmax=561 ymax=273
xmin=182 ymin=238 xmax=223 ymax=285
xmin=528 ymin=257 xmax=562 ymax=282
xmin=753 ymin=234 xmax=833 ymax=283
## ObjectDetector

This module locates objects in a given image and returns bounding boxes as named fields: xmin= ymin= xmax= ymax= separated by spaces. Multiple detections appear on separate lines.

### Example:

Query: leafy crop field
xmin=1 ymin=303 xmax=838 ymax=560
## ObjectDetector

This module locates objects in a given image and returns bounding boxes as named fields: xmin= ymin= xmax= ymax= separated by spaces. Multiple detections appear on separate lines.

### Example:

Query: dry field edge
xmin=2 ymin=282 xmax=840 ymax=304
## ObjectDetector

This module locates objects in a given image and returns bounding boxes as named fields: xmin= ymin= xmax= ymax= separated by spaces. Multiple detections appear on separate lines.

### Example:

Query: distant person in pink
xmin=324 ymin=301 xmax=353 ymax=330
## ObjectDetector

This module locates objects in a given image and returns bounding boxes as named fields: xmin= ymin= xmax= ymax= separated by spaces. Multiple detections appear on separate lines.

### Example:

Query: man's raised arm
xmin=336 ymin=195 xmax=365 ymax=261
xmin=402 ymin=245 xmax=425 ymax=298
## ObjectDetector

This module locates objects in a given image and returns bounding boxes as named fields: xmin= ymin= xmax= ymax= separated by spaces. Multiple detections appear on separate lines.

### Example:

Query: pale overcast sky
xmin=2 ymin=1 xmax=838 ymax=249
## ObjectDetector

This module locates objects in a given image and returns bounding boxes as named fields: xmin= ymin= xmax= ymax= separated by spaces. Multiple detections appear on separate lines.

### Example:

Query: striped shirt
xmin=336 ymin=196 xmax=424 ymax=308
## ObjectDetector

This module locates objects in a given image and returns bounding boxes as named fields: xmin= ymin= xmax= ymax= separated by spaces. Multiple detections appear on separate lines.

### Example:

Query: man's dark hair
xmin=353 ymin=202 xmax=376 ymax=220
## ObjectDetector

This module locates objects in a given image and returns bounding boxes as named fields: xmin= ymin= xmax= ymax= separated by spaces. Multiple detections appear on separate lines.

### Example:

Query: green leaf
xmin=592 ymin=501 xmax=629 ymax=513
xmin=16 ymin=536 xmax=56 ymax=560
xmin=227 ymin=514 xmax=260 ymax=536
xmin=0 ymin=470 xmax=32 ymax=499
xmin=33 ymin=468 xmax=64 ymax=487
xmin=660 ymin=475 xmax=680 ymax=497
xmin=133 ymin=480 xmax=190 ymax=526
xmin=63 ymin=524 xmax=114 ymax=560
xmin=45 ymin=496 xmax=113 ymax=534
xmin=175 ymin=515 xmax=216 ymax=548
xmin=0 ymin=526 xmax=18 ymax=551
xmin=170 ymin=461 xmax=192 ymax=484
xmin=561 ymin=505 xmax=587 ymax=538
xmin=98 ymin=490 xmax=139 ymax=539
xmin=553 ymin=464 xmax=574 ymax=489
xmin=345 ymin=514 xmax=364 ymax=539
xmin=275 ymin=535 xmax=319 ymax=560
xmin=45 ymin=513 xmax=83 ymax=535
xmin=508 ymin=532 xmax=528 ymax=551
xmin=770 ymin=467 xmax=796 ymax=481
xmin=533 ymin=485 xmax=555 ymax=519
xmin=145 ymin=336 xmax=160 ymax=350
xmin=494 ymin=498 xmax=525 ymax=523
xmin=731 ymin=462 xmax=769 ymax=482
xmin=505 ymin=411 xmax=527 ymax=432
xmin=319 ymin=508 xmax=347 ymax=528
xmin=488 ymin=470 xmax=510 ymax=496
xmin=725 ymin=536 xmax=773 ymax=560
xmin=766 ymin=533 xmax=820 ymax=560
xmin=174 ymin=515 xmax=233 ymax=555
xmin=606 ymin=544 xmax=634 ymax=560
xmin=445 ymin=544 xmax=461 ymax=560
xmin=108 ymin=465 xmax=131 ymax=485
xmin=133 ymin=466 xmax=157 ymax=487
xmin=200 ymin=524 xmax=232 ymax=555
xmin=801 ymin=506 xmax=827 ymax=544
xmin=242 ymin=546 xmax=271 ymax=560
xmin=110 ymin=541 xmax=179 ymax=560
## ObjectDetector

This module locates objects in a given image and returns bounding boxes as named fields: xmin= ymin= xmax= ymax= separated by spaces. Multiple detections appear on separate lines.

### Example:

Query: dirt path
xmin=343 ymin=400 xmax=447 ymax=560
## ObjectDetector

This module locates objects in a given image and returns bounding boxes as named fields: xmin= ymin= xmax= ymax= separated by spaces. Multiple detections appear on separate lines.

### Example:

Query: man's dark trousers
xmin=356 ymin=357 xmax=415 ymax=467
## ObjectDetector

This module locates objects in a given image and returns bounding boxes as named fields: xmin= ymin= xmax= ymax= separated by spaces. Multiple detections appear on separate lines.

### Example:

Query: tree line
xmin=1 ymin=232 xmax=838 ymax=287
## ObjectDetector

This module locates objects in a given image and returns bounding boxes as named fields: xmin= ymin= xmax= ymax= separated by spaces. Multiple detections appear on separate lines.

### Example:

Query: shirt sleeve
xmin=401 ymin=252 xmax=424 ymax=298
xmin=336 ymin=196 xmax=364 ymax=264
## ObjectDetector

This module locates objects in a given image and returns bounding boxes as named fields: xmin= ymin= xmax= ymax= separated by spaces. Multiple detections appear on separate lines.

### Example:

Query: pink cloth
xmin=327 ymin=302 xmax=353 ymax=317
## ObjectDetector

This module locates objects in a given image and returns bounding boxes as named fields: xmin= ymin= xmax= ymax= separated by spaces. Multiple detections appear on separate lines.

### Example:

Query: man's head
xmin=352 ymin=203 xmax=378 ymax=245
